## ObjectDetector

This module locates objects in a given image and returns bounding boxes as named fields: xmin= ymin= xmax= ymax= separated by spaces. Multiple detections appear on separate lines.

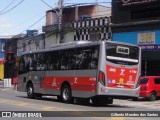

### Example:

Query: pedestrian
xmin=13 ymin=76 xmax=18 ymax=90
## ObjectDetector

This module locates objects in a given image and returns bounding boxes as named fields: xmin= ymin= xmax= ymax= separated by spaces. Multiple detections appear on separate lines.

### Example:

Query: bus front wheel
xmin=61 ymin=84 xmax=74 ymax=103
xmin=27 ymin=84 xmax=35 ymax=99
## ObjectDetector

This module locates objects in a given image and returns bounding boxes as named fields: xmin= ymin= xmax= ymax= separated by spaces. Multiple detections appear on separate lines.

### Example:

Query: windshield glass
xmin=106 ymin=43 xmax=139 ymax=65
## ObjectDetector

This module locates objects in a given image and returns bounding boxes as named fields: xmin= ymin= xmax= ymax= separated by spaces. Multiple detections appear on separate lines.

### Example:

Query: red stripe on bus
xmin=41 ymin=76 xmax=96 ymax=92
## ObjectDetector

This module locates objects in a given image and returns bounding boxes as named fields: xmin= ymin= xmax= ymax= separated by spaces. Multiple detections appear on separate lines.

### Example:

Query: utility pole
xmin=57 ymin=0 xmax=63 ymax=44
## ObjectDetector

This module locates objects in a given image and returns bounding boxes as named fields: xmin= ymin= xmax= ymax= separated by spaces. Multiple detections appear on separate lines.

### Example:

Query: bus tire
xmin=27 ymin=84 xmax=35 ymax=99
xmin=61 ymin=84 xmax=74 ymax=103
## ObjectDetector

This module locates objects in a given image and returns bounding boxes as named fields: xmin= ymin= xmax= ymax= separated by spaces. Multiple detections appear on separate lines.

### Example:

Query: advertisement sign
xmin=139 ymin=45 xmax=160 ymax=50
xmin=0 ymin=64 xmax=4 ymax=80
xmin=138 ymin=32 xmax=155 ymax=45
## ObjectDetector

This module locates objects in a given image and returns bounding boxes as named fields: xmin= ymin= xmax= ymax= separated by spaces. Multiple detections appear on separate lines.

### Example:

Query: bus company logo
xmin=2 ymin=112 xmax=11 ymax=117
xmin=120 ymin=69 xmax=125 ymax=76
xmin=52 ymin=78 xmax=57 ymax=86
xmin=74 ymin=78 xmax=78 ymax=84
xmin=109 ymin=68 xmax=116 ymax=73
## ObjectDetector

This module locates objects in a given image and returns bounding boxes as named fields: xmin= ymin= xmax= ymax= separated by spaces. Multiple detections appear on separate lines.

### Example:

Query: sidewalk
xmin=0 ymin=84 xmax=17 ymax=92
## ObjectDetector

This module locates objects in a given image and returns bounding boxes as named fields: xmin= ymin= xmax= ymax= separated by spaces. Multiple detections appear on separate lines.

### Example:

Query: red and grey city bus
xmin=17 ymin=41 xmax=141 ymax=105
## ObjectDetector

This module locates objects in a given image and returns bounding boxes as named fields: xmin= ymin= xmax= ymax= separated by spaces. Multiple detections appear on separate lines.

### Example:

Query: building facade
xmin=43 ymin=4 xmax=111 ymax=48
xmin=0 ymin=36 xmax=13 ymax=80
xmin=111 ymin=0 xmax=160 ymax=76
xmin=17 ymin=33 xmax=45 ymax=56
xmin=4 ymin=32 xmax=45 ymax=80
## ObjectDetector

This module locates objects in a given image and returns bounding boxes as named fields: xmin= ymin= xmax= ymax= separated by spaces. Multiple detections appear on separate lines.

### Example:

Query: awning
xmin=0 ymin=58 xmax=5 ymax=64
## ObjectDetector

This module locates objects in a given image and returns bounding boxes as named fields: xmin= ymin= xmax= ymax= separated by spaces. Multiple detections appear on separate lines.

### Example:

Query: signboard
xmin=137 ymin=32 xmax=155 ymax=45
xmin=0 ymin=64 xmax=4 ymax=80
xmin=139 ymin=45 xmax=160 ymax=50
xmin=117 ymin=46 xmax=129 ymax=54
xmin=122 ymin=0 xmax=159 ymax=6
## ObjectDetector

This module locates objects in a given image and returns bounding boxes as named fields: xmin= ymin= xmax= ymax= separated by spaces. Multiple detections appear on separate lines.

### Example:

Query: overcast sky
xmin=0 ymin=0 xmax=111 ymax=36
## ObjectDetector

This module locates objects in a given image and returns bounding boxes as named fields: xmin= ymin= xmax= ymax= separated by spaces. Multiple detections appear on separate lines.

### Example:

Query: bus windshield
xmin=106 ymin=44 xmax=139 ymax=65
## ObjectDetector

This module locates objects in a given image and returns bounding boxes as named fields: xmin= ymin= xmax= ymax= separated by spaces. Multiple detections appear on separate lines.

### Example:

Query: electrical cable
xmin=20 ymin=15 xmax=46 ymax=34
xmin=0 ymin=0 xmax=16 ymax=14
xmin=0 ymin=0 xmax=25 ymax=15
xmin=40 ymin=0 xmax=54 ymax=9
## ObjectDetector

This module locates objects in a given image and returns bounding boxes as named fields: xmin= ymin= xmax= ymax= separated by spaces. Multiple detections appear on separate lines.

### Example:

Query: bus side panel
xmin=17 ymin=74 xmax=28 ymax=92
xmin=30 ymin=71 xmax=46 ymax=94
xmin=41 ymin=70 xmax=75 ymax=95
xmin=72 ymin=70 xmax=97 ymax=98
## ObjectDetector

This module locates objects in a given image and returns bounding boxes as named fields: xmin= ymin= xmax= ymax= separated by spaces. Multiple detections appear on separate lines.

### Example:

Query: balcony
xmin=42 ymin=24 xmax=58 ymax=33
xmin=42 ymin=22 xmax=73 ymax=33
xmin=62 ymin=22 xmax=73 ymax=30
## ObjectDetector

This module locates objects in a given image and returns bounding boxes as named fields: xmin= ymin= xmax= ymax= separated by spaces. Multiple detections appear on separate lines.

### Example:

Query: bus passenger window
xmin=90 ymin=47 xmax=99 ymax=69
xmin=76 ymin=47 xmax=92 ymax=69
xmin=67 ymin=49 xmax=76 ymax=70
xmin=49 ymin=51 xmax=60 ymax=70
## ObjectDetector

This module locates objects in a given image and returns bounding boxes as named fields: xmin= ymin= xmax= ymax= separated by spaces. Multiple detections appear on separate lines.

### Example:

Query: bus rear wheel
xmin=61 ymin=84 xmax=74 ymax=103
xmin=27 ymin=84 xmax=35 ymax=99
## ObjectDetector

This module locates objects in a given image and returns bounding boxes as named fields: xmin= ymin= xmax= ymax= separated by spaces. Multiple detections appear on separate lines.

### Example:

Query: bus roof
xmin=20 ymin=40 xmax=139 ymax=56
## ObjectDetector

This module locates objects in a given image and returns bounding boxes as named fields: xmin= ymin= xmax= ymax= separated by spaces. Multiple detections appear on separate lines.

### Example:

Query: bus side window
xmin=49 ymin=51 xmax=60 ymax=70
xmin=67 ymin=49 xmax=76 ymax=70
xmin=29 ymin=54 xmax=37 ymax=71
xmin=24 ymin=55 xmax=30 ymax=72
xmin=90 ymin=46 xmax=99 ymax=69
xmin=18 ymin=56 xmax=25 ymax=75
xmin=76 ymin=47 xmax=92 ymax=69
xmin=59 ymin=50 xmax=68 ymax=70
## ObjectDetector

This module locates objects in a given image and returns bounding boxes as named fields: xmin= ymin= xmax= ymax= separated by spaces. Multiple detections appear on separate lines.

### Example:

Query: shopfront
xmin=113 ymin=31 xmax=160 ymax=76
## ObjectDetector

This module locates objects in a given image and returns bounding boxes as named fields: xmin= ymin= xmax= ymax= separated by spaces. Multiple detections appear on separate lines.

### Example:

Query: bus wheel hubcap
xmin=63 ymin=88 xmax=70 ymax=100
xmin=28 ymin=87 xmax=32 ymax=96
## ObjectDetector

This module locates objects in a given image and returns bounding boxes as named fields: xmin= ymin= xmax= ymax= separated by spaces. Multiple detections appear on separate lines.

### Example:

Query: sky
xmin=0 ymin=0 xmax=111 ymax=36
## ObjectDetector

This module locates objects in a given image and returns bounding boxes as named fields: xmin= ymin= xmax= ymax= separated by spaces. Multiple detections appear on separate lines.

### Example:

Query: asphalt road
xmin=0 ymin=89 xmax=160 ymax=120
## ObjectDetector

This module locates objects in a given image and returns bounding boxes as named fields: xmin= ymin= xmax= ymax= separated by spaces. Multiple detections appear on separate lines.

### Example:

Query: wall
xmin=45 ymin=33 xmax=57 ymax=48
xmin=112 ymin=0 xmax=160 ymax=24
xmin=65 ymin=31 xmax=74 ymax=43
xmin=96 ymin=6 xmax=111 ymax=18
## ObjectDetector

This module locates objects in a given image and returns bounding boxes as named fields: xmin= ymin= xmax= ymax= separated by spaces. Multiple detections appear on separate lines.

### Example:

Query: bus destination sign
xmin=117 ymin=46 xmax=129 ymax=54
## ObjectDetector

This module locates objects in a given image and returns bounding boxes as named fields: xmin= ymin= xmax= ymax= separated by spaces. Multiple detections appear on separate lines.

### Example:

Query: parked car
xmin=139 ymin=76 xmax=160 ymax=101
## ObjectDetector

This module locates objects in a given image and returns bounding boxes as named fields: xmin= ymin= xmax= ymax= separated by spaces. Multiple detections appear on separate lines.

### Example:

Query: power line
xmin=0 ymin=0 xmax=25 ymax=15
xmin=20 ymin=15 xmax=46 ymax=34
xmin=0 ymin=0 xmax=16 ymax=14
xmin=40 ymin=0 xmax=54 ymax=9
